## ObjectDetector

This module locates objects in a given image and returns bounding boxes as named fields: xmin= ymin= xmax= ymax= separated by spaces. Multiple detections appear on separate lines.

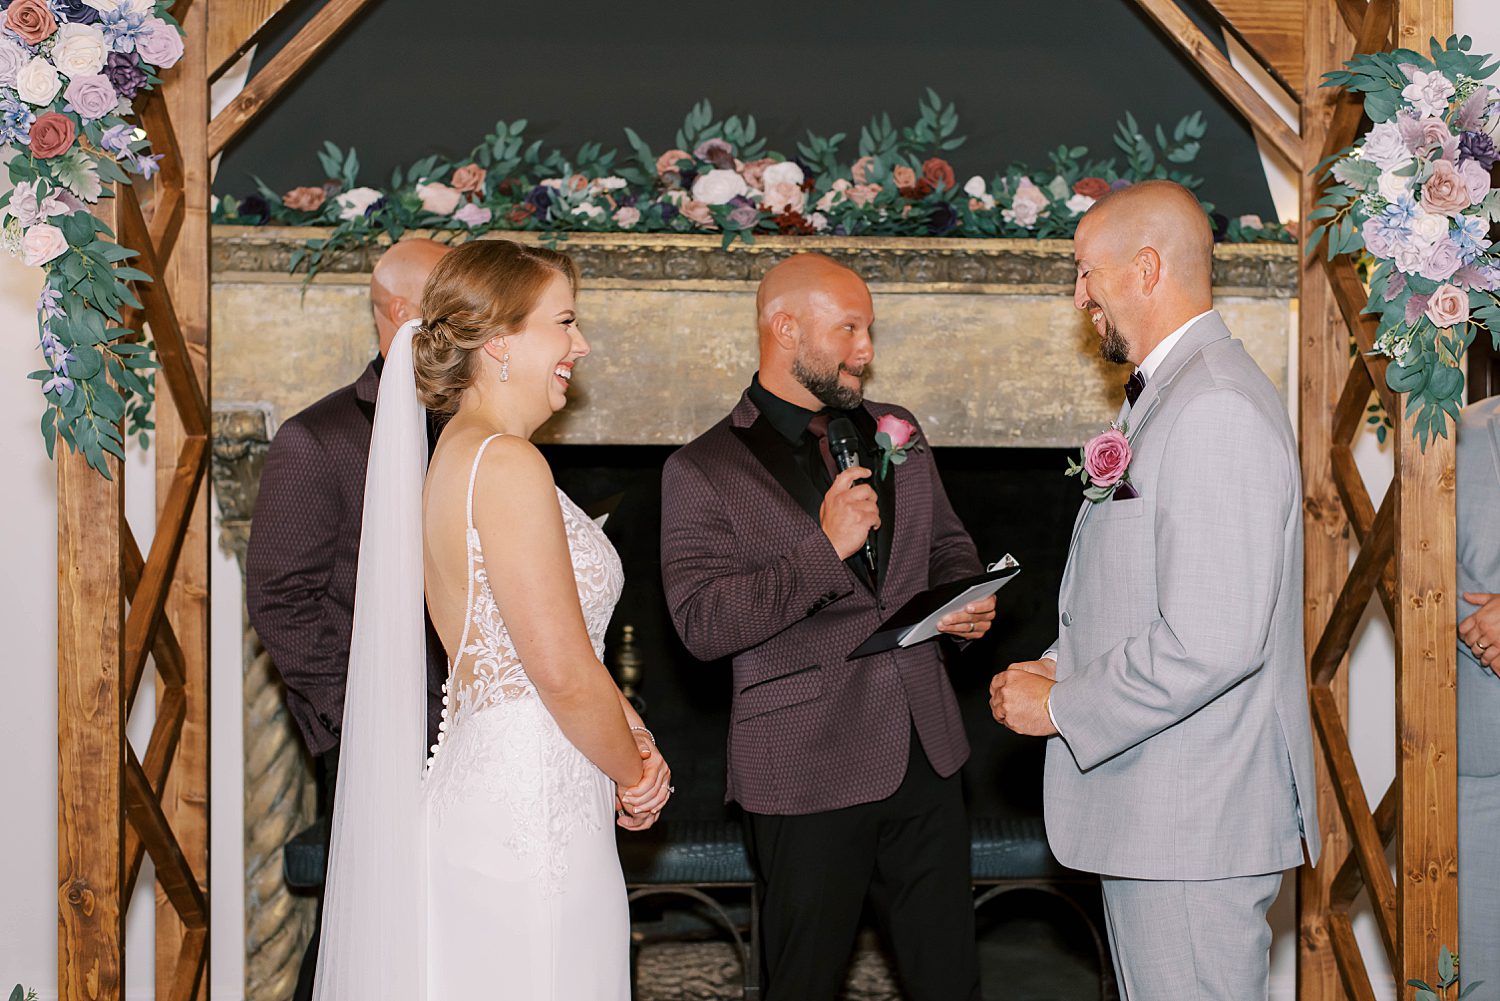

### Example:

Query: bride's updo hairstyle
xmin=412 ymin=239 xmax=580 ymax=413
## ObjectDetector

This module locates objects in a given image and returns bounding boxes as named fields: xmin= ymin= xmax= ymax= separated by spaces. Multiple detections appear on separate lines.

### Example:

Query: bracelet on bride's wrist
xmin=629 ymin=725 xmax=656 ymax=745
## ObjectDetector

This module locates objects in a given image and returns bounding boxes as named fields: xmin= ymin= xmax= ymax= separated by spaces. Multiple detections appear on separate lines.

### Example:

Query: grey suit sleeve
xmin=661 ymin=449 xmax=856 ymax=662
xmin=1049 ymin=389 xmax=1292 ymax=770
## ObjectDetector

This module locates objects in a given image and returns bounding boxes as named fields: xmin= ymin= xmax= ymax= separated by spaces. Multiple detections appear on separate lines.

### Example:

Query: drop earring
xmin=499 ymin=338 xmax=510 ymax=382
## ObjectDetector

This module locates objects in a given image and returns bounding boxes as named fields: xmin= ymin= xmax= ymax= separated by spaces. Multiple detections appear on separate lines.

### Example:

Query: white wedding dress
xmin=422 ymin=433 xmax=630 ymax=997
xmin=311 ymin=323 xmax=630 ymax=1000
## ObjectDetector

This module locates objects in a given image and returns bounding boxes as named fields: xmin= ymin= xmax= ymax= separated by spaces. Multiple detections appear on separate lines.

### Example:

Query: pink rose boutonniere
xmin=875 ymin=414 xmax=922 ymax=479
xmin=1067 ymin=422 xmax=1137 ymax=501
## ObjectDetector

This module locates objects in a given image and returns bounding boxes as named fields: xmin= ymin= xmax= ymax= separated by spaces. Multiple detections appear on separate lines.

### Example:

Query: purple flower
xmin=693 ymin=137 xmax=735 ymax=169
xmin=237 ymin=194 xmax=270 ymax=224
xmin=659 ymin=202 xmax=679 ymax=224
xmin=52 ymin=0 xmax=99 ymax=25
xmin=1459 ymin=130 xmax=1498 ymax=171
xmin=522 ymin=184 xmax=553 ymax=223
xmin=0 ymin=93 xmax=33 ymax=144
xmin=36 ymin=286 xmax=62 ymax=319
xmin=42 ymin=372 xmax=74 ymax=395
xmin=133 ymin=151 xmax=161 ymax=179
xmin=927 ymin=201 xmax=959 ymax=235
xmin=1110 ymin=178 xmax=1133 ymax=191
xmin=104 ymin=50 xmax=146 ymax=99
xmin=99 ymin=121 xmax=134 ymax=156
xmin=1453 ymin=214 xmax=1492 ymax=263
xmin=728 ymin=203 xmax=758 ymax=228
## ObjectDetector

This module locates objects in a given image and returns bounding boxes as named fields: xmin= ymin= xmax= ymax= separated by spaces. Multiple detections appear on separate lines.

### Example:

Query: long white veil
xmin=313 ymin=318 xmax=429 ymax=1000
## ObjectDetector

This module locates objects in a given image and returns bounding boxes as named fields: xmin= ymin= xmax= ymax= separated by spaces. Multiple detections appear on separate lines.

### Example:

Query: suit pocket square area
xmin=1112 ymin=481 xmax=1139 ymax=500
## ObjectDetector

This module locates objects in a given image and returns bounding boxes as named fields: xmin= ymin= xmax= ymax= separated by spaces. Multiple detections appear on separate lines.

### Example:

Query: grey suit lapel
xmin=1061 ymin=313 xmax=1229 ymax=567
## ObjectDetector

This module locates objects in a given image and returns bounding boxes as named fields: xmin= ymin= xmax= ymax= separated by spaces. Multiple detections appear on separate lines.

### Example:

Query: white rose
xmin=1410 ymin=210 xmax=1448 ymax=245
xmin=571 ymin=201 xmax=604 ymax=219
xmin=963 ymin=175 xmax=987 ymax=198
xmin=596 ymin=176 xmax=627 ymax=190
xmin=1237 ymin=214 xmax=1264 ymax=229
xmin=20 ymin=223 xmax=68 ymax=267
xmin=52 ymin=23 xmax=109 ymax=78
xmin=16 ymin=58 xmax=61 ymax=107
xmin=414 ymin=181 xmax=460 ymax=216
xmin=334 ymin=186 xmax=382 ymax=221
xmin=690 ymin=168 xmax=748 ymax=206
xmin=1362 ymin=120 xmax=1413 ymax=171
xmin=1065 ymin=192 xmax=1096 ymax=216
xmin=761 ymin=161 xmax=804 ymax=189
xmin=1377 ymin=170 xmax=1412 ymax=202
xmin=810 ymin=211 xmax=829 ymax=232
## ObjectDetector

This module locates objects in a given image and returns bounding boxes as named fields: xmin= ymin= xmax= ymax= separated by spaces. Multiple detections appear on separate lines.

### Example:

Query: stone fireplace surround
xmin=210 ymin=228 xmax=1295 ymax=998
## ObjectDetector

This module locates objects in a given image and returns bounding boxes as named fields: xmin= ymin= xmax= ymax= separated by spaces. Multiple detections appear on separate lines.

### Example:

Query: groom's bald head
xmin=1073 ymin=180 xmax=1215 ymax=366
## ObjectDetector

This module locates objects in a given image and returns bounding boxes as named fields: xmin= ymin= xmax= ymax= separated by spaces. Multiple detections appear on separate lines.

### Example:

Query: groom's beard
xmin=1086 ymin=301 xmax=1131 ymax=365
xmin=794 ymin=352 xmax=869 ymax=410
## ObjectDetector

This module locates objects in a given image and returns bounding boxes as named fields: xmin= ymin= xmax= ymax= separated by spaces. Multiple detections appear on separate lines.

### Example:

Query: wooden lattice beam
xmin=1205 ymin=0 xmax=1304 ymax=99
xmin=1132 ymin=0 xmax=1304 ymax=163
xmin=207 ymin=0 xmax=377 ymax=158
xmin=208 ymin=0 xmax=297 ymax=79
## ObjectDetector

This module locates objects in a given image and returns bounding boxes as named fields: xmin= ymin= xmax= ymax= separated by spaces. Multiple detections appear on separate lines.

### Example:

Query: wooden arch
xmin=56 ymin=1 xmax=1460 ymax=997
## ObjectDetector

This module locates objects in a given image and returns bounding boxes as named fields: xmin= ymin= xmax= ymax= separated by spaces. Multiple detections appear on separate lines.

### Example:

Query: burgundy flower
xmin=1073 ymin=176 xmax=1111 ymax=200
xmin=29 ymin=111 xmax=76 ymax=159
xmin=921 ymin=157 xmax=956 ymax=192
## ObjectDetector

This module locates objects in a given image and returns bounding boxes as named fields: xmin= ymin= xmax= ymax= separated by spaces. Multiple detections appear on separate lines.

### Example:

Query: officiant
xmin=660 ymin=253 xmax=996 ymax=1001
xmin=245 ymin=237 xmax=451 ymax=1001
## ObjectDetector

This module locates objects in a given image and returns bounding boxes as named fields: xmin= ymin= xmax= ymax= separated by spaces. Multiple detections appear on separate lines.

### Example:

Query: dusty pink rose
xmin=891 ymin=164 xmax=917 ymax=192
xmin=450 ymin=164 xmax=487 ymax=195
xmin=876 ymin=414 xmax=916 ymax=449
xmin=21 ymin=223 xmax=67 ymax=266
xmin=452 ymin=202 xmax=491 ymax=227
xmin=5 ymin=0 xmax=55 ymax=44
xmin=1083 ymin=428 xmax=1132 ymax=488
xmin=740 ymin=157 xmax=777 ymax=190
xmin=1424 ymin=282 xmax=1470 ymax=328
xmin=851 ymin=156 xmax=877 ymax=185
xmin=613 ymin=205 xmax=641 ymax=229
xmin=415 ymin=181 xmax=461 ymax=216
xmin=1423 ymin=159 xmax=1472 ymax=216
xmin=679 ymin=199 xmax=714 ymax=228
xmin=282 ymin=186 xmax=326 ymax=212
xmin=847 ymin=183 xmax=881 ymax=207
xmin=656 ymin=149 xmax=691 ymax=178
xmin=762 ymin=181 xmax=805 ymax=215
xmin=135 ymin=18 xmax=184 ymax=69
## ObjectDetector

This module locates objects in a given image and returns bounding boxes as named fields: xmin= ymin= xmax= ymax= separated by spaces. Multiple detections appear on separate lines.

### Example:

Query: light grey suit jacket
xmin=1458 ymin=395 xmax=1500 ymax=778
xmin=1043 ymin=312 xmax=1320 ymax=880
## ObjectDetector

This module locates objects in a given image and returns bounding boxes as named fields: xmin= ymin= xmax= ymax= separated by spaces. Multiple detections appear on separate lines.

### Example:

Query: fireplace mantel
xmin=212 ymin=227 xmax=1296 ymax=450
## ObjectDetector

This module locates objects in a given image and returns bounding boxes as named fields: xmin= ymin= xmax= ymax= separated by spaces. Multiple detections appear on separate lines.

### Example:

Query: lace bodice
xmin=427 ymin=434 xmax=624 ymax=762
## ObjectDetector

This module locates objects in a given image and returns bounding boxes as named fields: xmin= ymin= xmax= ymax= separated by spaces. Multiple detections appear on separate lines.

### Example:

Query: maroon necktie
xmin=806 ymin=413 xmax=839 ymax=479
xmin=1125 ymin=371 xmax=1147 ymax=407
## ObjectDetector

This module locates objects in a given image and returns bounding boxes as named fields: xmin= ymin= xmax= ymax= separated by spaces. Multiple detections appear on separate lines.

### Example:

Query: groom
xmin=661 ymin=253 xmax=994 ymax=1001
xmin=989 ymin=181 xmax=1320 ymax=999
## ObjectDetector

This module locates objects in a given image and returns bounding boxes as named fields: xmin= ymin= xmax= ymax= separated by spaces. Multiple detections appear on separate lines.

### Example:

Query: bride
xmin=312 ymin=239 xmax=672 ymax=999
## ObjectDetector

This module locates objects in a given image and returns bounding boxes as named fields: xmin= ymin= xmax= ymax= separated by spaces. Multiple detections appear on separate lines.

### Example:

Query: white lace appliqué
xmin=424 ymin=435 xmax=624 ymax=896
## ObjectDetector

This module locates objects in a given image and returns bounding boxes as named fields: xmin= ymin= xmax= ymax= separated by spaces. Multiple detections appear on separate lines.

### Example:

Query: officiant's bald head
xmin=371 ymin=238 xmax=451 ymax=355
xmin=755 ymin=253 xmax=875 ymax=411
xmin=1073 ymin=180 xmax=1214 ymax=367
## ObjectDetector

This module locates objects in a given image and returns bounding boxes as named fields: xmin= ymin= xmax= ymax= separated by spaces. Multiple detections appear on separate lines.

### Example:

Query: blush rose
xmin=1082 ymin=428 xmax=1131 ymax=488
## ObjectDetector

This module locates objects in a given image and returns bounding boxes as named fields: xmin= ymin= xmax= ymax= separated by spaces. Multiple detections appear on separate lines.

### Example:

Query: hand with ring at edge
xmin=937 ymin=592 xmax=997 ymax=639
xmin=1460 ymin=592 xmax=1500 ymax=674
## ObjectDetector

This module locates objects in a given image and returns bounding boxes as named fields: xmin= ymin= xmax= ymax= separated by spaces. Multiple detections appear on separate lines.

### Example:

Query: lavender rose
xmin=135 ymin=17 xmax=183 ymax=69
xmin=1083 ymin=428 xmax=1132 ymax=488
xmin=452 ymin=202 xmax=490 ymax=227
xmin=63 ymin=74 xmax=118 ymax=121
xmin=1362 ymin=120 xmax=1413 ymax=170
xmin=693 ymin=137 xmax=735 ymax=170
xmin=1418 ymin=237 xmax=1463 ymax=282
xmin=21 ymin=222 xmax=68 ymax=266
xmin=727 ymin=203 xmax=759 ymax=228
xmin=1422 ymin=160 xmax=1471 ymax=216
xmin=1424 ymin=282 xmax=1470 ymax=328
xmin=1457 ymin=158 xmax=1490 ymax=203
xmin=103 ymin=50 xmax=146 ymax=98
xmin=0 ymin=40 xmax=26 ymax=88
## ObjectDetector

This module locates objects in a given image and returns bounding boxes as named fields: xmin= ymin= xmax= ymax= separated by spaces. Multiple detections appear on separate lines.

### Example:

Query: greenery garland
xmin=212 ymin=91 xmax=1295 ymax=283
xmin=0 ymin=0 xmax=186 ymax=478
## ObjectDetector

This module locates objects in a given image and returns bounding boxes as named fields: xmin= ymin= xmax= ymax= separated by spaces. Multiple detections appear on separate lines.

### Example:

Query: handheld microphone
xmin=826 ymin=416 xmax=878 ymax=576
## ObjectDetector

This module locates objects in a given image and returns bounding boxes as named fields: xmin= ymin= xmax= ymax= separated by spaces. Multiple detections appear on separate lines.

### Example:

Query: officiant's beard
xmin=794 ymin=352 xmax=869 ymax=410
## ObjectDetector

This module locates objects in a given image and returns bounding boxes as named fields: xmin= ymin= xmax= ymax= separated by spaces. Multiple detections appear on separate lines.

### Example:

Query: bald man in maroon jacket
xmin=245 ymin=237 xmax=449 ymax=1001
xmin=661 ymin=254 xmax=996 ymax=1001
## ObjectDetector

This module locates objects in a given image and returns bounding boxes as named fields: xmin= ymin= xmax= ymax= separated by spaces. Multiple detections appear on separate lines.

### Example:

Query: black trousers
xmin=292 ymin=748 xmax=338 ymax=1001
xmin=743 ymin=729 xmax=980 ymax=1001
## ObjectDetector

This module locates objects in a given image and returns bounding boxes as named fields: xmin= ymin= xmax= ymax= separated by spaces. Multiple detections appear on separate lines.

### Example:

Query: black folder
xmin=848 ymin=556 xmax=1021 ymax=659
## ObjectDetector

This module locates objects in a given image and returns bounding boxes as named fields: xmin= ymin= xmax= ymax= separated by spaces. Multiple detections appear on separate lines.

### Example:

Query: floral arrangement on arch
xmin=1309 ymin=35 xmax=1500 ymax=448
xmin=0 ymin=0 xmax=183 ymax=477
xmin=211 ymin=92 xmax=1295 ymax=281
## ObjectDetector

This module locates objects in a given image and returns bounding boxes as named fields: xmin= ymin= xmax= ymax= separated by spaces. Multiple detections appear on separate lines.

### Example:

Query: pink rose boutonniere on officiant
xmin=1067 ymin=422 xmax=1138 ymax=501
xmin=875 ymin=414 xmax=923 ymax=479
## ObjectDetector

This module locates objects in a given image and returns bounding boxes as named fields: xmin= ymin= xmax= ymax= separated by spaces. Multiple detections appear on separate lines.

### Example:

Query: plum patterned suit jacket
xmin=1044 ymin=312 xmax=1321 ymax=880
xmin=246 ymin=359 xmax=447 ymax=758
xmin=661 ymin=389 xmax=982 ymax=816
